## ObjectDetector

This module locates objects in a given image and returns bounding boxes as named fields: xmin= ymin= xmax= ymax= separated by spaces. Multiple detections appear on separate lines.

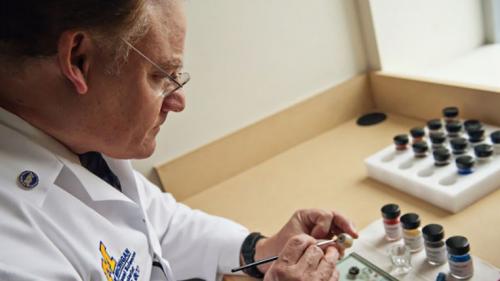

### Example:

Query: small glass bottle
xmin=433 ymin=148 xmax=451 ymax=167
xmin=474 ymin=144 xmax=493 ymax=164
xmin=455 ymin=155 xmax=475 ymax=175
xmin=430 ymin=132 xmax=446 ymax=151
xmin=445 ymin=121 xmax=463 ymax=139
xmin=490 ymin=130 xmax=500 ymax=155
xmin=450 ymin=137 xmax=468 ymax=156
xmin=446 ymin=236 xmax=474 ymax=280
xmin=465 ymin=122 xmax=485 ymax=147
xmin=394 ymin=134 xmax=409 ymax=152
xmin=410 ymin=127 xmax=426 ymax=144
xmin=400 ymin=213 xmax=424 ymax=253
xmin=442 ymin=107 xmax=459 ymax=124
xmin=381 ymin=203 xmax=402 ymax=241
xmin=412 ymin=142 xmax=428 ymax=158
xmin=427 ymin=119 xmax=443 ymax=134
xmin=422 ymin=224 xmax=447 ymax=265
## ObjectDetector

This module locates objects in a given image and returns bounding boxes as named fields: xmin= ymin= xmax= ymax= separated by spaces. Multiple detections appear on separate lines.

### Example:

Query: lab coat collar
xmin=0 ymin=107 xmax=136 ymax=205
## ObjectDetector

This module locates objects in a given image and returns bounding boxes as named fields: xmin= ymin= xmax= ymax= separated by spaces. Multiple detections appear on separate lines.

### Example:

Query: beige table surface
xmin=182 ymin=114 xmax=500 ymax=281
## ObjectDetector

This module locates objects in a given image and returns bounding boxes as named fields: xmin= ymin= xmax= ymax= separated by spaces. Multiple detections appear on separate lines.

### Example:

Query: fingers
xmin=329 ymin=269 xmax=340 ymax=281
xmin=298 ymin=209 xmax=334 ymax=239
xmin=330 ymin=211 xmax=359 ymax=239
xmin=293 ymin=244 xmax=324 ymax=272
xmin=296 ymin=209 xmax=359 ymax=240
xmin=278 ymin=234 xmax=316 ymax=265
xmin=317 ymin=246 xmax=339 ymax=273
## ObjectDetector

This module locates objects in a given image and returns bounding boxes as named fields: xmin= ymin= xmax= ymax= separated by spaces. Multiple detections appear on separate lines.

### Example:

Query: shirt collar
xmin=0 ymin=106 xmax=79 ymax=163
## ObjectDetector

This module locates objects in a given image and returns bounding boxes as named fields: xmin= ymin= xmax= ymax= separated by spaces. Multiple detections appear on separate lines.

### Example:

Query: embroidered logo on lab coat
xmin=99 ymin=241 xmax=140 ymax=281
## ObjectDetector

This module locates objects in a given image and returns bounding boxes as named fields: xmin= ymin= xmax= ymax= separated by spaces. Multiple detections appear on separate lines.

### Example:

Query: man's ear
xmin=57 ymin=31 xmax=93 ymax=94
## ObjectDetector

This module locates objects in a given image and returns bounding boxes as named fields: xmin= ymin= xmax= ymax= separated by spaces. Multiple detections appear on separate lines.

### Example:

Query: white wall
xmin=133 ymin=0 xmax=368 ymax=183
xmin=367 ymin=0 xmax=485 ymax=72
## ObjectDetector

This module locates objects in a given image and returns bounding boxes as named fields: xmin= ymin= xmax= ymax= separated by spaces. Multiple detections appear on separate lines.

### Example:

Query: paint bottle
xmin=474 ymin=144 xmax=493 ymax=164
xmin=430 ymin=132 xmax=446 ymax=151
xmin=490 ymin=131 xmax=500 ymax=155
xmin=410 ymin=127 xmax=426 ymax=144
xmin=422 ymin=224 xmax=447 ymax=265
xmin=450 ymin=138 xmax=468 ymax=156
xmin=446 ymin=236 xmax=474 ymax=280
xmin=445 ymin=121 xmax=463 ymax=139
xmin=455 ymin=156 xmax=474 ymax=175
xmin=412 ymin=142 xmax=428 ymax=158
xmin=400 ymin=213 xmax=424 ymax=253
xmin=394 ymin=134 xmax=409 ymax=151
xmin=381 ymin=203 xmax=402 ymax=241
xmin=465 ymin=120 xmax=485 ymax=147
xmin=464 ymin=119 xmax=482 ymax=132
xmin=427 ymin=119 xmax=443 ymax=134
xmin=433 ymin=147 xmax=451 ymax=167
xmin=442 ymin=107 xmax=459 ymax=124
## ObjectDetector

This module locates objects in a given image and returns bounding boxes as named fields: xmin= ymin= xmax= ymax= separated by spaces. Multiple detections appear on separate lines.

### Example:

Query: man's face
xmin=86 ymin=2 xmax=186 ymax=159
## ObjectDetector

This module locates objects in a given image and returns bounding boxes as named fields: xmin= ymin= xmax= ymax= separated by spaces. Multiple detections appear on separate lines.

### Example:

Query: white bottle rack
xmin=364 ymin=123 xmax=500 ymax=213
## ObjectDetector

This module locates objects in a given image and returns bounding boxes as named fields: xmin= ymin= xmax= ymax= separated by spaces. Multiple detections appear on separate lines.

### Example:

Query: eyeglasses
xmin=122 ymin=39 xmax=190 ymax=98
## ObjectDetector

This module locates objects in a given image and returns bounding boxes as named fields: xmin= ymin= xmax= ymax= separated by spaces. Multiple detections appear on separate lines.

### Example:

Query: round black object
xmin=400 ymin=213 xmax=421 ymax=229
xmin=412 ymin=142 xmax=428 ymax=153
xmin=410 ymin=127 xmax=425 ymax=138
xmin=450 ymin=138 xmax=468 ymax=150
xmin=456 ymin=155 xmax=474 ymax=169
xmin=427 ymin=119 xmax=442 ymax=130
xmin=443 ymin=107 xmax=459 ymax=118
xmin=446 ymin=236 xmax=470 ymax=256
xmin=348 ymin=266 xmax=360 ymax=276
xmin=490 ymin=131 xmax=500 ymax=144
xmin=446 ymin=121 xmax=462 ymax=133
xmin=467 ymin=127 xmax=485 ymax=142
xmin=474 ymin=144 xmax=493 ymax=158
xmin=464 ymin=119 xmax=482 ymax=132
xmin=381 ymin=203 xmax=400 ymax=219
xmin=422 ymin=224 xmax=444 ymax=242
xmin=394 ymin=134 xmax=409 ymax=145
xmin=430 ymin=132 xmax=446 ymax=144
xmin=357 ymin=112 xmax=387 ymax=126
xmin=433 ymin=148 xmax=451 ymax=162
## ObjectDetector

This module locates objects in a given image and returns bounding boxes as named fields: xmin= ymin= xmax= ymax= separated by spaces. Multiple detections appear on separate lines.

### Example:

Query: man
xmin=0 ymin=1 xmax=358 ymax=280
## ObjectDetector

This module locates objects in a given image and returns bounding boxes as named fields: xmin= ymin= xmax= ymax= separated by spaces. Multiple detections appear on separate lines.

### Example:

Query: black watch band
xmin=240 ymin=232 xmax=266 ymax=278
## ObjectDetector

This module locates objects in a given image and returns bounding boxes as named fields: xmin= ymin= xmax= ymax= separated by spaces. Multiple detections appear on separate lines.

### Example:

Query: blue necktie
xmin=78 ymin=152 xmax=122 ymax=192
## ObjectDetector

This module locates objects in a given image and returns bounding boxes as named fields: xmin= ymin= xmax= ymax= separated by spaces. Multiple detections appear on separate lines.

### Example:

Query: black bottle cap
xmin=464 ymin=119 xmax=482 ymax=132
xmin=450 ymin=137 xmax=468 ymax=150
xmin=394 ymin=134 xmax=409 ymax=145
xmin=490 ymin=131 xmax=500 ymax=144
xmin=433 ymin=148 xmax=451 ymax=162
xmin=381 ymin=203 xmax=400 ymax=219
xmin=410 ymin=127 xmax=425 ymax=138
xmin=400 ymin=213 xmax=420 ymax=229
xmin=474 ymin=144 xmax=493 ymax=158
xmin=412 ymin=142 xmax=428 ymax=153
xmin=430 ymin=132 xmax=446 ymax=144
xmin=348 ymin=266 xmax=360 ymax=275
xmin=446 ymin=236 xmax=470 ymax=256
xmin=422 ymin=224 xmax=444 ymax=242
xmin=427 ymin=119 xmax=443 ymax=130
xmin=456 ymin=155 xmax=474 ymax=169
xmin=446 ymin=121 xmax=462 ymax=133
xmin=443 ymin=107 xmax=459 ymax=118
xmin=467 ymin=126 xmax=485 ymax=141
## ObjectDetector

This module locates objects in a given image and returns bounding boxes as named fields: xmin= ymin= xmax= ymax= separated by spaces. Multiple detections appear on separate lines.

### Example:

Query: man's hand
xmin=255 ymin=209 xmax=358 ymax=273
xmin=264 ymin=234 xmax=340 ymax=281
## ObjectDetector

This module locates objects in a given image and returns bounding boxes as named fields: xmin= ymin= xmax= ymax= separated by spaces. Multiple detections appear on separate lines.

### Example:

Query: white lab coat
xmin=0 ymin=108 xmax=249 ymax=281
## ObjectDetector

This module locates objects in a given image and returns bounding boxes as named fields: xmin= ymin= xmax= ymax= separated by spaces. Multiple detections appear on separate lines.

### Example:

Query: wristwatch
xmin=240 ymin=232 xmax=266 ymax=278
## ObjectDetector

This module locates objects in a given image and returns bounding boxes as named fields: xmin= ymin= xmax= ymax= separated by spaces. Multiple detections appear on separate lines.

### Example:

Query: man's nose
xmin=161 ymin=90 xmax=186 ymax=113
